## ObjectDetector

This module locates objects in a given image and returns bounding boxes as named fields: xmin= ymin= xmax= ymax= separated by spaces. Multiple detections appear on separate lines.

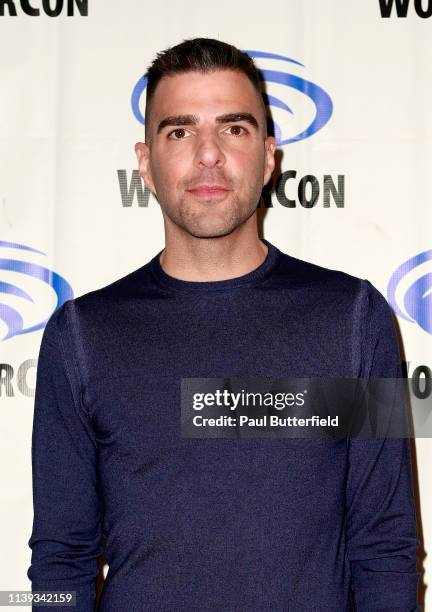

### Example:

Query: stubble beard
xmin=161 ymin=191 xmax=259 ymax=239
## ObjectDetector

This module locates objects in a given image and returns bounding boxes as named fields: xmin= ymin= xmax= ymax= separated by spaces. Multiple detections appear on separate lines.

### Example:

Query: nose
xmin=193 ymin=133 xmax=226 ymax=169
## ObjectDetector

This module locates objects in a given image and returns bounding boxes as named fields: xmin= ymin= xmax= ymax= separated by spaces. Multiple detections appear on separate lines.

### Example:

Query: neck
xmin=159 ymin=226 xmax=268 ymax=283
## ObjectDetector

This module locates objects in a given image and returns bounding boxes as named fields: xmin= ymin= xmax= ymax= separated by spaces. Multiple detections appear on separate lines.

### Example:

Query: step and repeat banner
xmin=1 ymin=0 xmax=431 ymax=608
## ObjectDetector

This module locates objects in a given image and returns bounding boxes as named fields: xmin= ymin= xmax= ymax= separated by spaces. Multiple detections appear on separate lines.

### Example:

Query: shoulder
xmin=37 ymin=261 xmax=161 ymax=365
xmin=52 ymin=259 xmax=157 ymax=325
xmin=270 ymin=248 xmax=369 ymax=309
xmin=271 ymin=247 xmax=395 ymax=330
xmin=272 ymin=249 xmax=398 ymax=376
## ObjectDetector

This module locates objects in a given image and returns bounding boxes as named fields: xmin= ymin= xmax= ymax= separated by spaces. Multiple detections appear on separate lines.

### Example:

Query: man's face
xmin=135 ymin=69 xmax=275 ymax=239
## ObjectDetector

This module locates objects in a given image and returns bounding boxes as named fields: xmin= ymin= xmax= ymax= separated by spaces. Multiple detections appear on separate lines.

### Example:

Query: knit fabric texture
xmin=28 ymin=238 xmax=420 ymax=611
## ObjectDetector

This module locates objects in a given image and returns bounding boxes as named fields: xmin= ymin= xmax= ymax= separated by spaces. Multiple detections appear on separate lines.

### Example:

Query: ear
xmin=263 ymin=136 xmax=276 ymax=186
xmin=135 ymin=142 xmax=156 ymax=194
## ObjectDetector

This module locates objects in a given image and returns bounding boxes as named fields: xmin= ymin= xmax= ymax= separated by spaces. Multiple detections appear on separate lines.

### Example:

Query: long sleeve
xmin=346 ymin=280 xmax=420 ymax=611
xmin=27 ymin=302 xmax=104 ymax=611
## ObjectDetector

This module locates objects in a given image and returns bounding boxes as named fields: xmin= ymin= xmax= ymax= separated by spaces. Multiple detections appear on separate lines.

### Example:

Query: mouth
xmin=186 ymin=185 xmax=231 ymax=199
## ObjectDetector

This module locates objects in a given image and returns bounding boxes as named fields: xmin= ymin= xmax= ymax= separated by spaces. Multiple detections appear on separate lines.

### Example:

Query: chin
xmin=180 ymin=219 xmax=244 ymax=239
xmin=184 ymin=227 xmax=238 ymax=240
xmin=166 ymin=201 xmax=255 ymax=239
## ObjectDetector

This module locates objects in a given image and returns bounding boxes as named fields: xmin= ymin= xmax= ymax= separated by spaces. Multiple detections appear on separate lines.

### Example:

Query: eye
xmin=225 ymin=125 xmax=248 ymax=137
xmin=168 ymin=128 xmax=191 ymax=140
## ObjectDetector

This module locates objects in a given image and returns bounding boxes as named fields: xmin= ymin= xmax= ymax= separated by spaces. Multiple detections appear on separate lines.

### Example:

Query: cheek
xmin=233 ymin=153 xmax=265 ymax=191
xmin=231 ymin=144 xmax=264 ymax=171
xmin=151 ymin=150 xmax=188 ymax=190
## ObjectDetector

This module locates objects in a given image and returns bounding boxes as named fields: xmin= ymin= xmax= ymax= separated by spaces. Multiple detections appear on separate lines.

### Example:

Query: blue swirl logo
xmin=131 ymin=50 xmax=333 ymax=146
xmin=0 ymin=241 xmax=74 ymax=341
xmin=387 ymin=249 xmax=432 ymax=335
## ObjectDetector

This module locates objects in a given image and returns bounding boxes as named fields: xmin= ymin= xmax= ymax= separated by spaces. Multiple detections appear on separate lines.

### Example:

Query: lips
xmin=187 ymin=184 xmax=231 ymax=198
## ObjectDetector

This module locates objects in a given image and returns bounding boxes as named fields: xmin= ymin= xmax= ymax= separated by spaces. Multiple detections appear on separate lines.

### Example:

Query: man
xmin=28 ymin=38 xmax=420 ymax=610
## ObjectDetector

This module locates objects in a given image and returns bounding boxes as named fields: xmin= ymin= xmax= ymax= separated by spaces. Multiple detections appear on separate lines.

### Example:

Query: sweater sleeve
xmin=346 ymin=280 xmax=420 ymax=611
xmin=27 ymin=302 xmax=103 ymax=611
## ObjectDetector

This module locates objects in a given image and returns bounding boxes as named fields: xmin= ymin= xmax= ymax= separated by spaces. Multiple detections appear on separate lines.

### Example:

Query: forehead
xmin=149 ymin=69 xmax=262 ymax=119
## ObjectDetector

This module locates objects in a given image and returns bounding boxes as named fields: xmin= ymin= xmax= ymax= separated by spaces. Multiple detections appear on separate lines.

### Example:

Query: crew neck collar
xmin=148 ymin=238 xmax=280 ymax=293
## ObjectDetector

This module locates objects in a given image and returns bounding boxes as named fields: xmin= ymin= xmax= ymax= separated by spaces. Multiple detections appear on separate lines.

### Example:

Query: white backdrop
xmin=1 ymin=0 xmax=431 ymax=608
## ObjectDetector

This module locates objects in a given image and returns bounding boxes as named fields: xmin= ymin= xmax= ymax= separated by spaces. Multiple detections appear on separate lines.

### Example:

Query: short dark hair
xmin=144 ymin=37 xmax=267 ymax=140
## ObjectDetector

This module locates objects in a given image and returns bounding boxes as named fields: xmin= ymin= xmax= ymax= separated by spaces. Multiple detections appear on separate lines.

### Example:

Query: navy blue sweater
xmin=28 ymin=238 xmax=420 ymax=611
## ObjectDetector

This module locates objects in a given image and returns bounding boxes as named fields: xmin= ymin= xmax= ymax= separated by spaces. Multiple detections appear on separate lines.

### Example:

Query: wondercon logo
xmin=0 ymin=240 xmax=74 ymax=341
xmin=131 ymin=50 xmax=333 ymax=146
xmin=387 ymin=249 xmax=432 ymax=335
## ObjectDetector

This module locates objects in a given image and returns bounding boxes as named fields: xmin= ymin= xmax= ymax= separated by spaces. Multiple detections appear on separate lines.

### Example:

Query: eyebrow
xmin=156 ymin=112 xmax=259 ymax=134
